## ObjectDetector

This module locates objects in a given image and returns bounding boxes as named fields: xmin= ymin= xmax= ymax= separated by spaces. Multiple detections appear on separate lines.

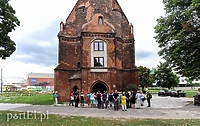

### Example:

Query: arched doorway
xmin=91 ymin=81 xmax=108 ymax=93
xmin=73 ymin=86 xmax=78 ymax=92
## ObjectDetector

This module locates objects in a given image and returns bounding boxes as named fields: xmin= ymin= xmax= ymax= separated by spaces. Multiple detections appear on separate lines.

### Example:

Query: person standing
xmin=121 ymin=92 xmax=127 ymax=111
xmin=131 ymin=91 xmax=136 ymax=109
xmin=80 ymin=92 xmax=85 ymax=108
xmin=102 ymin=91 xmax=108 ymax=109
xmin=87 ymin=92 xmax=91 ymax=107
xmin=108 ymin=92 xmax=113 ymax=109
xmin=135 ymin=91 xmax=141 ymax=109
xmin=146 ymin=91 xmax=152 ymax=107
xmin=113 ymin=90 xmax=119 ymax=111
xmin=90 ymin=92 xmax=96 ymax=108
xmin=140 ymin=91 xmax=145 ymax=106
xmin=69 ymin=91 xmax=74 ymax=106
xmin=97 ymin=91 xmax=102 ymax=109
xmin=74 ymin=90 xmax=80 ymax=107
xmin=125 ymin=91 xmax=130 ymax=109
xmin=54 ymin=91 xmax=58 ymax=107
xmin=118 ymin=92 xmax=121 ymax=110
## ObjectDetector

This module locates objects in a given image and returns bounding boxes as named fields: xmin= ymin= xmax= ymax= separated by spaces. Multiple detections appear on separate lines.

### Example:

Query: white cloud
xmin=9 ymin=0 xmax=76 ymax=40
xmin=136 ymin=55 xmax=165 ymax=69
xmin=1 ymin=0 xmax=166 ymax=83
xmin=37 ymin=41 xmax=52 ymax=47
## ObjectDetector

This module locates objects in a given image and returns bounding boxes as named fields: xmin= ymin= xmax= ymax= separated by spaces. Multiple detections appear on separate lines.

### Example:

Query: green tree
xmin=125 ymin=85 xmax=138 ymax=92
xmin=185 ymin=78 xmax=197 ymax=88
xmin=0 ymin=0 xmax=20 ymax=59
xmin=138 ymin=66 xmax=154 ymax=92
xmin=154 ymin=0 xmax=200 ymax=80
xmin=154 ymin=62 xmax=179 ymax=89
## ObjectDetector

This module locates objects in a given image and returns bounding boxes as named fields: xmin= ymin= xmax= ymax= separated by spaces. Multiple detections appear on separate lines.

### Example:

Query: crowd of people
xmin=53 ymin=88 xmax=200 ymax=109
xmin=66 ymin=89 xmax=152 ymax=111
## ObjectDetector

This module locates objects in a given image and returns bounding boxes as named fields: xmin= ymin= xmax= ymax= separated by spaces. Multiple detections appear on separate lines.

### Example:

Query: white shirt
xmin=135 ymin=93 xmax=141 ymax=100
xmin=90 ymin=93 xmax=95 ymax=100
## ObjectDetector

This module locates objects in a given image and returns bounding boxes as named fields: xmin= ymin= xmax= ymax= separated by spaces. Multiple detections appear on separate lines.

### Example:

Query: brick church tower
xmin=54 ymin=0 xmax=139 ymax=102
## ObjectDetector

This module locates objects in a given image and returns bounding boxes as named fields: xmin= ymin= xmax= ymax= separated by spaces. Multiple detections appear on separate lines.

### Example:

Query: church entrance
xmin=73 ymin=86 xmax=78 ymax=92
xmin=91 ymin=81 xmax=108 ymax=93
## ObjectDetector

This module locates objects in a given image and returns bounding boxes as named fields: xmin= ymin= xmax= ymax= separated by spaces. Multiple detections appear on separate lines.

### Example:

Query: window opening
xmin=77 ymin=62 xmax=81 ymax=69
xmin=98 ymin=16 xmax=103 ymax=25
xmin=94 ymin=57 xmax=104 ymax=67
xmin=94 ymin=41 xmax=104 ymax=51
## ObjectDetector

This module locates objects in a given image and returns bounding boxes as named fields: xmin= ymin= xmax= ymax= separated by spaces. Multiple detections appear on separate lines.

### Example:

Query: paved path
xmin=1 ymin=95 xmax=200 ymax=119
xmin=0 ymin=103 xmax=32 ymax=110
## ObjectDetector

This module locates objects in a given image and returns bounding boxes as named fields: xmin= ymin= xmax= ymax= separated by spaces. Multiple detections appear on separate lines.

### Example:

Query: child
xmin=54 ymin=91 xmax=58 ymax=107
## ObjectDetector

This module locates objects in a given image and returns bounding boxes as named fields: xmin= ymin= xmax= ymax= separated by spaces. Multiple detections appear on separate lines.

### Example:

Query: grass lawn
xmin=0 ymin=111 xmax=200 ymax=126
xmin=185 ymin=90 xmax=197 ymax=98
xmin=0 ymin=93 xmax=54 ymax=105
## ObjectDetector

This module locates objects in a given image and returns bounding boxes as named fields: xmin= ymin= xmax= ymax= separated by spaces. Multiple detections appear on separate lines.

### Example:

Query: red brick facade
xmin=54 ymin=0 xmax=139 ymax=102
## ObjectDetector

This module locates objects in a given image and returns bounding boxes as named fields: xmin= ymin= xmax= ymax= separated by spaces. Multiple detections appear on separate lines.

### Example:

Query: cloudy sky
xmin=1 ymin=0 xmax=165 ymax=83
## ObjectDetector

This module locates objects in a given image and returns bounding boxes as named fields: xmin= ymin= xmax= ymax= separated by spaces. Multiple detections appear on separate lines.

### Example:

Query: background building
xmin=26 ymin=73 xmax=54 ymax=90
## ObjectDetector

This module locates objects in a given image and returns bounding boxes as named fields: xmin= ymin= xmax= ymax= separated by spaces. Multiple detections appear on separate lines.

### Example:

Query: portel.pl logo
xmin=7 ymin=111 xmax=49 ymax=122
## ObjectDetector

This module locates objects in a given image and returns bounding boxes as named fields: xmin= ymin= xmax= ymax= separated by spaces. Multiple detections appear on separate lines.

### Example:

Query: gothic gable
xmin=59 ymin=0 xmax=133 ymax=38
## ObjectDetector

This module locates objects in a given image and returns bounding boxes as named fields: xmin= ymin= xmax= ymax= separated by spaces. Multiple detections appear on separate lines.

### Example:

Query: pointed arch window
xmin=98 ymin=16 xmax=103 ymax=25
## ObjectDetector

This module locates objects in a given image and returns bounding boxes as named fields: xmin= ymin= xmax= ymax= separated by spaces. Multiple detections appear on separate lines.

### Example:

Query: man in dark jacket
xmin=146 ymin=91 xmax=152 ymax=107
xmin=113 ymin=90 xmax=119 ymax=111
xmin=97 ymin=91 xmax=102 ymax=109
xmin=74 ymin=90 xmax=79 ymax=107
